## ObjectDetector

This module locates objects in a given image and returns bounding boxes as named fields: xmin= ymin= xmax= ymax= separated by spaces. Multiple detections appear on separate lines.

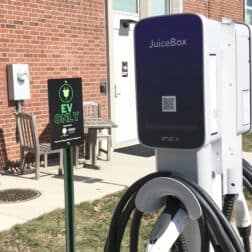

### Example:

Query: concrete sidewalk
xmin=0 ymin=145 xmax=156 ymax=231
xmin=0 ymin=147 xmax=252 ymax=232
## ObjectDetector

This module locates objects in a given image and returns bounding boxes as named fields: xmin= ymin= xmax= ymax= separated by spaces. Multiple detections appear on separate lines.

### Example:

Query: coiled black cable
xmin=243 ymin=159 xmax=252 ymax=194
xmin=172 ymin=234 xmax=189 ymax=252
xmin=244 ymin=176 xmax=252 ymax=194
xmin=238 ymin=226 xmax=251 ymax=252
xmin=129 ymin=209 xmax=142 ymax=252
xmin=105 ymin=172 xmax=245 ymax=252
xmin=176 ymin=175 xmax=244 ymax=252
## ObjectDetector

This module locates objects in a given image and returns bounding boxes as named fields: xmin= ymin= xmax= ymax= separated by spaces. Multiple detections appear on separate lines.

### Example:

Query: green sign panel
xmin=48 ymin=78 xmax=84 ymax=150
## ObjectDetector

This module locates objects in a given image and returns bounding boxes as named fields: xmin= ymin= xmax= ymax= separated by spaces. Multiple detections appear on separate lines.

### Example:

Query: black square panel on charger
xmin=134 ymin=14 xmax=205 ymax=149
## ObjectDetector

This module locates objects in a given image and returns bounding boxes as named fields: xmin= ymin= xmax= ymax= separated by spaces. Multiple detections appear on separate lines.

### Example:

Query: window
xmin=113 ymin=0 xmax=138 ymax=13
xmin=149 ymin=0 xmax=170 ymax=16
xmin=245 ymin=0 xmax=252 ymax=24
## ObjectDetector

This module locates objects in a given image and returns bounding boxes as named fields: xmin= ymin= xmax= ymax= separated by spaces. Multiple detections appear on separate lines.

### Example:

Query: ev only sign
xmin=48 ymin=78 xmax=84 ymax=150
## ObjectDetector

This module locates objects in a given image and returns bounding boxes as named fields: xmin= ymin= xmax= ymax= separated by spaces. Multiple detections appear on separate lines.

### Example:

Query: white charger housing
xmin=235 ymin=23 xmax=251 ymax=134
xmin=134 ymin=13 xmax=252 ymax=199
xmin=134 ymin=14 xmax=252 ymax=252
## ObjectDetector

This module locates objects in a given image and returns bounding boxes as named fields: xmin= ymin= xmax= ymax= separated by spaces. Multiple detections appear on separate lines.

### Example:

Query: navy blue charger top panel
xmin=134 ymin=14 xmax=205 ymax=148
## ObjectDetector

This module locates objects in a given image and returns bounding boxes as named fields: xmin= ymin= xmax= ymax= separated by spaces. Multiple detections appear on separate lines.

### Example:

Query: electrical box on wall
xmin=7 ymin=64 xmax=30 ymax=100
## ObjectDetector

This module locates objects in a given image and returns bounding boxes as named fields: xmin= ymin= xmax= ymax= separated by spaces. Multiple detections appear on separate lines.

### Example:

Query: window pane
xmin=150 ymin=0 xmax=169 ymax=16
xmin=246 ymin=9 xmax=252 ymax=24
xmin=247 ymin=0 xmax=252 ymax=7
xmin=113 ymin=0 xmax=138 ymax=13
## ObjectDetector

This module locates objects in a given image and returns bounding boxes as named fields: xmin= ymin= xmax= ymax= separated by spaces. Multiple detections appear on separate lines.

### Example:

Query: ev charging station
xmin=105 ymin=14 xmax=252 ymax=252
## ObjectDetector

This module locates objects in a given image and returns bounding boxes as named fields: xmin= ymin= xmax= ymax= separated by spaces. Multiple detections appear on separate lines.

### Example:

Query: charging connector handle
xmin=105 ymin=172 xmax=244 ymax=252
xmin=235 ymin=193 xmax=251 ymax=229
xmin=235 ymin=193 xmax=251 ymax=252
xmin=147 ymin=208 xmax=188 ymax=252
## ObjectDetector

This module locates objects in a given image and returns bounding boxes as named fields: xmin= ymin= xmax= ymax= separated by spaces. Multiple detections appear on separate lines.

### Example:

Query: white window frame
xmin=112 ymin=0 xmax=140 ymax=16
xmin=245 ymin=0 xmax=252 ymax=24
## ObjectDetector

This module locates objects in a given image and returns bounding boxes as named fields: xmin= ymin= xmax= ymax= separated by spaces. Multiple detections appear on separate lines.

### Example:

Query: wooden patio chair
xmin=83 ymin=102 xmax=112 ymax=161
xmin=15 ymin=112 xmax=63 ymax=179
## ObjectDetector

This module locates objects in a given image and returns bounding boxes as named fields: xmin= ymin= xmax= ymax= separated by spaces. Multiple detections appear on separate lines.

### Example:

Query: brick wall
xmin=183 ymin=0 xmax=244 ymax=21
xmin=0 ymin=0 xmax=108 ymax=167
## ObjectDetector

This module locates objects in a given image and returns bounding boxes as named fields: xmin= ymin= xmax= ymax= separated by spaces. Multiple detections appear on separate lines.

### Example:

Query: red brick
xmin=183 ymin=0 xmax=243 ymax=21
xmin=0 ymin=0 xmax=107 ymax=168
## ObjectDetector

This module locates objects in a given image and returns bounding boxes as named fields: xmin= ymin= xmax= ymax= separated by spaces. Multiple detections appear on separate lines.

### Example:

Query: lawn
xmin=0 ymin=191 xmax=158 ymax=252
xmin=0 ymin=134 xmax=252 ymax=251
xmin=243 ymin=133 xmax=252 ymax=152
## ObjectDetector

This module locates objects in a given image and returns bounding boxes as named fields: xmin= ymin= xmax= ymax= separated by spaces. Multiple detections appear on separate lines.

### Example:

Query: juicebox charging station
xmin=105 ymin=14 xmax=252 ymax=252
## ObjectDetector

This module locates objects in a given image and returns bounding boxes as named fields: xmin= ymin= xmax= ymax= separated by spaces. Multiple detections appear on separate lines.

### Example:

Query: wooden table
xmin=84 ymin=118 xmax=117 ymax=167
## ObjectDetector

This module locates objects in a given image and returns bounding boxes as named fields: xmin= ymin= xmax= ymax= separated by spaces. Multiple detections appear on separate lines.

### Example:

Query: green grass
xmin=242 ymin=133 xmax=252 ymax=152
xmin=0 ymin=191 xmax=159 ymax=252
xmin=243 ymin=133 xmax=252 ymax=152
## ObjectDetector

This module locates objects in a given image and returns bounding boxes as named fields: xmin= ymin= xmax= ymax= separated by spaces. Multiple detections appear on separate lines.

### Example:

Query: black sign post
xmin=48 ymin=78 xmax=84 ymax=252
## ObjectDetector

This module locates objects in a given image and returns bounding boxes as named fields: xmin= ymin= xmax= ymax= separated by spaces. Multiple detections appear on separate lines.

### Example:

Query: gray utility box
xmin=7 ymin=64 xmax=30 ymax=100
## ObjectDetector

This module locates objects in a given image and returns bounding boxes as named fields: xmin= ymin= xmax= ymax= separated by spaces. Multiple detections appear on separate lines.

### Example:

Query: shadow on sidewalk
xmin=114 ymin=144 xmax=155 ymax=157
